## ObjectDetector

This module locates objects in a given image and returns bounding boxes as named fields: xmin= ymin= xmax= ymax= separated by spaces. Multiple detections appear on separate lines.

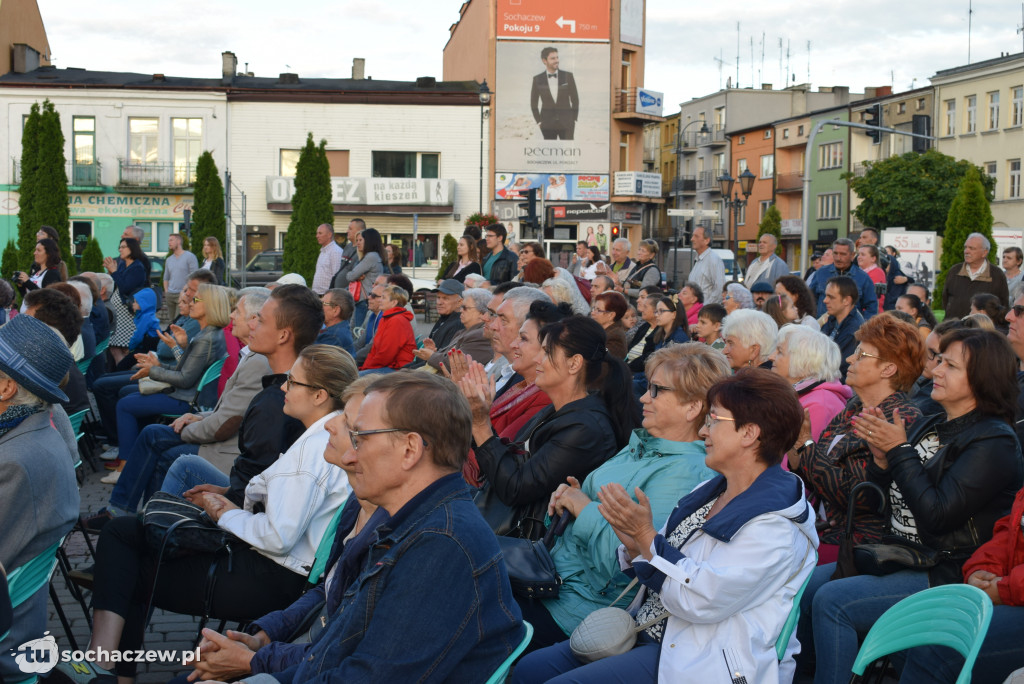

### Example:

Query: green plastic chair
xmin=307 ymin=504 xmax=346 ymax=586
xmin=160 ymin=356 xmax=228 ymax=419
xmin=484 ymin=621 xmax=533 ymax=684
xmin=94 ymin=338 xmax=109 ymax=356
xmin=850 ymin=584 xmax=993 ymax=684
xmin=67 ymin=409 xmax=89 ymax=441
xmin=1 ymin=539 xmax=61 ymax=644
xmin=75 ymin=355 xmax=93 ymax=375
xmin=775 ymin=557 xmax=817 ymax=661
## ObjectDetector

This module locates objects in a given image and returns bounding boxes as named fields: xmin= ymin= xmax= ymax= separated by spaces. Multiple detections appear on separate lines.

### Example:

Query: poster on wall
xmin=494 ymin=172 xmax=609 ymax=201
xmin=620 ymin=0 xmax=644 ymax=45
xmin=578 ymin=221 xmax=611 ymax=254
xmin=495 ymin=41 xmax=610 ymax=174
xmin=497 ymin=0 xmax=610 ymax=41
xmin=882 ymin=229 xmax=937 ymax=292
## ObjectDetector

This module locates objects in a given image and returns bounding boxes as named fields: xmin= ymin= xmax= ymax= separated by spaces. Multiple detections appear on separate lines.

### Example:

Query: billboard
xmin=495 ymin=41 xmax=610 ymax=173
xmin=613 ymin=172 xmax=661 ymax=198
xmin=636 ymin=88 xmax=664 ymax=116
xmin=620 ymin=0 xmax=644 ymax=45
xmin=495 ymin=172 xmax=609 ymax=201
xmin=497 ymin=0 xmax=610 ymax=41
xmin=265 ymin=177 xmax=454 ymax=208
xmin=882 ymin=229 xmax=937 ymax=292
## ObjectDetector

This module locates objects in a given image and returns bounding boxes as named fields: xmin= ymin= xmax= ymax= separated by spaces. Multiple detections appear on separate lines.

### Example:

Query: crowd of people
xmin=3 ymin=220 xmax=1024 ymax=684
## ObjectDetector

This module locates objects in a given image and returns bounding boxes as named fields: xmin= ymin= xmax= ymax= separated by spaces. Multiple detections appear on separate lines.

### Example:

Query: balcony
xmin=776 ymin=172 xmax=804 ymax=193
xmin=668 ymin=176 xmax=697 ymax=196
xmin=696 ymin=170 xmax=722 ymax=192
xmin=612 ymin=87 xmax=666 ymax=123
xmin=697 ymin=124 xmax=727 ymax=147
xmin=117 ymin=161 xmax=195 ymax=192
xmin=11 ymin=160 xmax=105 ymax=188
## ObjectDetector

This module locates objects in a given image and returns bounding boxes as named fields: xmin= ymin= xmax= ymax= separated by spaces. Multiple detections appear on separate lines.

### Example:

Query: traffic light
xmin=864 ymin=104 xmax=882 ymax=143
xmin=611 ymin=225 xmax=620 ymax=239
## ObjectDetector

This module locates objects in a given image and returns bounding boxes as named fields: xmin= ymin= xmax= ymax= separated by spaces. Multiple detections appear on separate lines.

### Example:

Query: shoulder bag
xmin=141 ymin=491 xmax=234 ymax=560
xmin=496 ymin=511 xmax=571 ymax=601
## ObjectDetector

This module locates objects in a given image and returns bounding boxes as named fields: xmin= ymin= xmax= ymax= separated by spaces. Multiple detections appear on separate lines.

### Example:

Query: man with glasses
xmin=481 ymin=223 xmax=519 ymax=285
xmin=820 ymin=275 xmax=864 ymax=380
xmin=316 ymin=288 xmax=356 ymax=356
xmin=159 ymin=285 xmax=321 ymax=505
xmin=268 ymin=372 xmax=524 ymax=682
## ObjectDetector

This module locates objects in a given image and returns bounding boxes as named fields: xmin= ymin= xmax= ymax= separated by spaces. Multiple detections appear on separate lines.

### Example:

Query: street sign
xmin=667 ymin=209 xmax=720 ymax=218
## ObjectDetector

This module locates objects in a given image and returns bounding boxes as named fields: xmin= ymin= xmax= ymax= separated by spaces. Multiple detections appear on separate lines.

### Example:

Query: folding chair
xmin=484 ymin=621 xmax=533 ymax=684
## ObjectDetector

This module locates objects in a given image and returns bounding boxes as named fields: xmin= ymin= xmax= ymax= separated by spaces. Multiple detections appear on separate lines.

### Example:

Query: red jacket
xmin=361 ymin=307 xmax=415 ymax=370
xmin=963 ymin=485 xmax=1024 ymax=606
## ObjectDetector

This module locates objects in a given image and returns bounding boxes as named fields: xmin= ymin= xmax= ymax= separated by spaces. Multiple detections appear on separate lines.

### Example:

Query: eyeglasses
xmin=703 ymin=412 xmax=737 ymax=429
xmin=192 ymin=296 xmax=203 ymax=303
xmin=1012 ymin=305 xmax=1024 ymax=318
xmin=368 ymin=293 xmax=382 ymax=299
xmin=483 ymin=309 xmax=497 ymax=319
xmin=655 ymin=308 xmax=672 ymax=315
xmin=852 ymin=346 xmax=883 ymax=363
xmin=284 ymin=373 xmax=324 ymax=393
xmin=322 ymin=300 xmax=339 ymax=307
xmin=648 ymin=383 xmax=676 ymax=398
xmin=591 ymin=308 xmax=609 ymax=314
xmin=485 ymin=233 xmax=498 ymax=239
xmin=926 ymin=348 xmax=941 ymax=362
xmin=348 ymin=427 xmax=428 ymax=450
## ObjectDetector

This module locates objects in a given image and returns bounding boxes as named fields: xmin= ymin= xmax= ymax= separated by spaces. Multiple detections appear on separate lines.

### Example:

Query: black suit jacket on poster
xmin=530 ymin=70 xmax=579 ymax=130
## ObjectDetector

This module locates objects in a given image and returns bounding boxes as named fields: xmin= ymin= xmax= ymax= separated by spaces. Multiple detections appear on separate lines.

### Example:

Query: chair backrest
xmin=5 ymin=539 xmax=61 ymax=608
xmin=484 ymin=621 xmax=533 ymax=684
xmin=75 ymin=356 xmax=93 ymax=375
xmin=95 ymin=338 xmax=109 ymax=356
xmin=776 ymin=559 xmax=816 ymax=661
xmin=308 ymin=504 xmax=346 ymax=586
xmin=191 ymin=356 xmax=227 ymax=411
xmin=66 ymin=409 xmax=90 ymax=440
xmin=851 ymin=584 xmax=993 ymax=684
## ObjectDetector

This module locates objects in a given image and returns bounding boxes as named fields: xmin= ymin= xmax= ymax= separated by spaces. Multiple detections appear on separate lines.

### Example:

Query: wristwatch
xmin=798 ymin=439 xmax=815 ymax=453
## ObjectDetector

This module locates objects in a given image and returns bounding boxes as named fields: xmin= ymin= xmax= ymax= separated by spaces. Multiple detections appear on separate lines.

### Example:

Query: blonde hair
xmin=197 ymin=283 xmax=231 ymax=328
xmin=645 ymin=343 xmax=731 ymax=426
xmin=299 ymin=344 xmax=359 ymax=411
xmin=384 ymin=284 xmax=409 ymax=307
xmin=204 ymin=236 xmax=223 ymax=260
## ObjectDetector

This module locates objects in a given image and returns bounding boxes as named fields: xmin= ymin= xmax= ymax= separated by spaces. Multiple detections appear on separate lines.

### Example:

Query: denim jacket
xmin=259 ymin=472 xmax=524 ymax=684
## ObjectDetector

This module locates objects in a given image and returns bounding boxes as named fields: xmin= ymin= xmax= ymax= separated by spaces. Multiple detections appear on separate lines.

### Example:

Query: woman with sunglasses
xmin=514 ymin=369 xmax=816 ymax=683
xmin=810 ymin=329 xmax=1023 ymax=683
xmin=70 ymin=345 xmax=358 ymax=683
xmin=516 ymin=344 xmax=731 ymax=650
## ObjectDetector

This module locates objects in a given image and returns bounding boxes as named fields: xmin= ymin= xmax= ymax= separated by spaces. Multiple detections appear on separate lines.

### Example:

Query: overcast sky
xmin=40 ymin=0 xmax=1024 ymax=109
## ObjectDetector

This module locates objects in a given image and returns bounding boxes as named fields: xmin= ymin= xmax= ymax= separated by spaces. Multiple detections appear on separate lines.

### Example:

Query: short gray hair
xmin=95 ymin=272 xmax=114 ymax=297
xmin=721 ymin=309 xmax=778 ymax=362
xmin=127 ymin=225 xmax=144 ymax=242
xmin=240 ymin=288 xmax=271 ymax=317
xmin=503 ymin=286 xmax=552 ymax=325
xmin=612 ymin=237 xmax=631 ymax=250
xmin=725 ymin=283 xmax=754 ymax=310
xmin=833 ymin=237 xmax=855 ymax=251
xmin=462 ymin=288 xmax=492 ymax=314
xmin=67 ymin=280 xmax=92 ymax=317
xmin=541 ymin=278 xmax=574 ymax=306
xmin=0 ymin=370 xmax=44 ymax=408
xmin=760 ymin=233 xmax=778 ymax=249
xmin=776 ymin=325 xmax=841 ymax=382
xmin=966 ymin=232 xmax=991 ymax=252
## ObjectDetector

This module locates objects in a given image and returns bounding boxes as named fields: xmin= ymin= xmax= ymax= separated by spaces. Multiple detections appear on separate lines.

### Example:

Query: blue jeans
xmin=160 ymin=454 xmax=230 ymax=497
xmin=512 ymin=637 xmax=660 ymax=684
xmin=900 ymin=604 xmax=1024 ymax=684
xmin=92 ymin=370 xmax=139 ymax=445
xmin=109 ymin=423 xmax=198 ymax=512
xmin=795 ymin=561 xmax=839 ymax=673
xmin=115 ymin=391 xmax=191 ymax=457
xmin=351 ymin=299 xmax=368 ymax=333
xmin=811 ymin=569 xmax=930 ymax=684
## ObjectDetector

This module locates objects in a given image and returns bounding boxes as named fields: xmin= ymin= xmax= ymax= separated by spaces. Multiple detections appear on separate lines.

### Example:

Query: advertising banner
xmin=495 ymin=41 xmax=610 ymax=174
xmin=495 ymin=172 xmax=609 ymax=201
xmin=497 ymin=0 xmax=610 ymax=41
xmin=620 ymin=0 xmax=644 ymax=45
xmin=992 ymin=229 xmax=1024 ymax=255
xmin=635 ymin=88 xmax=663 ymax=116
xmin=265 ymin=177 xmax=454 ymax=208
xmin=613 ymin=172 xmax=661 ymax=198
xmin=882 ymin=229 xmax=937 ymax=292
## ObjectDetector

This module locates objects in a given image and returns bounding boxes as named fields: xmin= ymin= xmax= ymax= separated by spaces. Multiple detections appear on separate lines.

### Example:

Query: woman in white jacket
xmin=68 ymin=345 xmax=357 ymax=683
xmin=514 ymin=369 xmax=818 ymax=684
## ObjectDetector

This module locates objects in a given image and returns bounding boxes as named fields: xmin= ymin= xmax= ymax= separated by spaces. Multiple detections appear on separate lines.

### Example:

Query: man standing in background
xmin=313 ymin=223 xmax=343 ymax=296
xmin=163 ymin=233 xmax=198 ymax=321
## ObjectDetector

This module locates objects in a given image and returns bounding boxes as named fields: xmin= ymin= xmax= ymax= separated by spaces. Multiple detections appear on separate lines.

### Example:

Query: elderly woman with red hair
xmin=523 ymin=257 xmax=556 ymax=286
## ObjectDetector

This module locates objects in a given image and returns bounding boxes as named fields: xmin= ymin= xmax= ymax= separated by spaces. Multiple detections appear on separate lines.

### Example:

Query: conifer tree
xmin=80 ymin=237 xmax=105 ymax=273
xmin=757 ymin=204 xmax=783 ymax=255
xmin=283 ymin=133 xmax=332 ymax=283
xmin=936 ymin=166 xmax=994 ymax=295
xmin=190 ymin=151 xmax=226 ymax=262
xmin=17 ymin=100 xmax=72 ymax=273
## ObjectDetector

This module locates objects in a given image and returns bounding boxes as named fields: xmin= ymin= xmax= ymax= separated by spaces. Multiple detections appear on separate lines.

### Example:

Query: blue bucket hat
xmin=0 ymin=315 xmax=73 ymax=404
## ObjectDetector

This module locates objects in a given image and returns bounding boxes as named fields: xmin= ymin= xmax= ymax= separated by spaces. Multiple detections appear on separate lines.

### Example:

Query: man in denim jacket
xmin=239 ymin=373 xmax=524 ymax=684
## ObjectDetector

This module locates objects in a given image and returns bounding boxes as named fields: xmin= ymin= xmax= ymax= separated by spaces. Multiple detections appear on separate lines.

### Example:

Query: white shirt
xmin=689 ymin=249 xmax=726 ymax=305
xmin=313 ymin=241 xmax=344 ymax=295
xmin=546 ymin=70 xmax=559 ymax=101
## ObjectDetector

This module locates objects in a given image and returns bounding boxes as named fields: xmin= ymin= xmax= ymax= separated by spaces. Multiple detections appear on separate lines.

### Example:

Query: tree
xmin=436 ymin=233 xmax=459 ymax=280
xmin=935 ymin=166 xmax=995 ymax=296
xmin=190 ymin=151 xmax=226 ymax=262
xmin=757 ymin=204 xmax=783 ymax=255
xmin=1 ymin=241 xmax=20 ymax=281
xmin=283 ymin=133 xmax=332 ymax=283
xmin=846 ymin=149 xmax=994 ymax=235
xmin=80 ymin=237 xmax=105 ymax=273
xmin=16 ymin=102 xmax=41 ymax=271
xmin=17 ymin=100 xmax=72 ymax=273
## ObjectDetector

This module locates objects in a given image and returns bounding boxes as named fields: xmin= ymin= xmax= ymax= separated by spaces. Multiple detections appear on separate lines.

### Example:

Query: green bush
xmin=191 ymin=151 xmax=226 ymax=261
xmin=436 ymin=233 xmax=459 ymax=280
xmin=80 ymin=237 xmax=105 ymax=273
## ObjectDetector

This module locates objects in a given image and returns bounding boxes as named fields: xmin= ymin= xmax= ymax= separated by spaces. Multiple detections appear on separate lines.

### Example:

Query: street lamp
xmin=672 ymin=118 xmax=710 ymax=286
xmin=479 ymin=80 xmax=491 ymax=214
xmin=718 ymin=168 xmax=755 ymax=279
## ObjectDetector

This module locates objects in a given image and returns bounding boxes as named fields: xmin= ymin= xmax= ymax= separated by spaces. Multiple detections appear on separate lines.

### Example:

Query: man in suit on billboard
xmin=530 ymin=47 xmax=579 ymax=140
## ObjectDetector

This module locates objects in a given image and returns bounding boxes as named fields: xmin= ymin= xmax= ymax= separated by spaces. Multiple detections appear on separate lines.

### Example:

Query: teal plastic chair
xmin=67 ymin=408 xmax=89 ymax=441
xmin=75 ymin=355 xmax=93 ymax=375
xmin=1 ymin=539 xmax=61 ymax=644
xmin=94 ymin=338 xmax=109 ymax=356
xmin=160 ymin=356 xmax=227 ymax=419
xmin=775 ymin=557 xmax=817 ymax=661
xmin=484 ymin=621 xmax=533 ymax=684
xmin=850 ymin=584 xmax=993 ymax=684
xmin=307 ymin=505 xmax=346 ymax=586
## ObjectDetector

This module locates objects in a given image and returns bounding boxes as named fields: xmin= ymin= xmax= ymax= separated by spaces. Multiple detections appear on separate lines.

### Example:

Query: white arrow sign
xmin=555 ymin=16 xmax=577 ymax=33
xmin=667 ymin=209 xmax=720 ymax=218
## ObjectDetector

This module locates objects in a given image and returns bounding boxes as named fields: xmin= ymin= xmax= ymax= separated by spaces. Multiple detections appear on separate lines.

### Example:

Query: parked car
xmin=230 ymin=250 xmax=283 ymax=287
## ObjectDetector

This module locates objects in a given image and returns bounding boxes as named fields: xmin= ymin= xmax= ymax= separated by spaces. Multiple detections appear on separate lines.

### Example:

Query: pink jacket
xmin=798 ymin=380 xmax=853 ymax=440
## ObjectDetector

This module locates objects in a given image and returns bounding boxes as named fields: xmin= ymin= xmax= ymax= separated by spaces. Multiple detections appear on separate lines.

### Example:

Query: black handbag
xmin=141 ymin=491 xmax=234 ymax=559
xmin=497 ymin=511 xmax=571 ymax=600
xmin=854 ymin=536 xmax=941 ymax=576
xmin=831 ymin=481 xmax=887 ymax=580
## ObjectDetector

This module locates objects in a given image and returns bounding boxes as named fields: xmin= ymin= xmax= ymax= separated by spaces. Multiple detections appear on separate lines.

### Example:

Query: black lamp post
xmin=718 ymin=168 xmax=756 ymax=279
xmin=479 ymin=80 xmax=491 ymax=214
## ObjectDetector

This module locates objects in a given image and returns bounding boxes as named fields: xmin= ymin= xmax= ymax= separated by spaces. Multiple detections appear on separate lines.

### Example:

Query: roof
xmin=932 ymin=51 xmax=1024 ymax=80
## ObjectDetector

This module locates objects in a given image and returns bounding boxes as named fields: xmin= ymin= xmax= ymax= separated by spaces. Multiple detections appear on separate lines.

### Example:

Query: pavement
xmin=42 ymin=309 xmax=441 ymax=683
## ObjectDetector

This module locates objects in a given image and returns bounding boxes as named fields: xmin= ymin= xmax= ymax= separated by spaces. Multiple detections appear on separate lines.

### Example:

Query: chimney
xmin=352 ymin=58 xmax=365 ymax=80
xmin=221 ymin=51 xmax=237 ymax=85
xmin=12 ymin=44 xmax=41 ymax=74
xmin=864 ymin=87 xmax=877 ymax=99
xmin=278 ymin=73 xmax=300 ymax=84
xmin=762 ymin=83 xmax=773 ymax=90
xmin=153 ymin=73 xmax=166 ymax=82
xmin=416 ymin=76 xmax=437 ymax=88
xmin=833 ymin=86 xmax=850 ymax=104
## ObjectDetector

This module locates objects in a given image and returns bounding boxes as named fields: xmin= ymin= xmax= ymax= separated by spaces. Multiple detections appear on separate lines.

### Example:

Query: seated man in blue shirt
xmin=821 ymin=275 xmax=865 ymax=380
xmin=316 ymin=288 xmax=356 ymax=357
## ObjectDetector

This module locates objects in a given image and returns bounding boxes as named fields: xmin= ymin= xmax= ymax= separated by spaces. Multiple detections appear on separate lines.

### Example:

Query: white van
xmin=663 ymin=248 xmax=740 ymax=288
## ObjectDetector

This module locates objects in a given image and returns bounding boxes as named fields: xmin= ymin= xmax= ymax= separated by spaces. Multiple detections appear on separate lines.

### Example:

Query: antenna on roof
xmin=967 ymin=0 xmax=973 ymax=63
xmin=1017 ymin=2 xmax=1023 ymax=53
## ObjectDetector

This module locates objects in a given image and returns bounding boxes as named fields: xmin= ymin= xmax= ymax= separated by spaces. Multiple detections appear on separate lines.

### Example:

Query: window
xmin=736 ymin=203 xmax=746 ymax=226
xmin=897 ymin=102 xmax=906 ymax=114
xmin=1011 ymin=160 xmax=1021 ymax=199
xmin=133 ymin=221 xmax=181 ymax=253
xmin=818 ymin=142 xmax=842 ymax=170
xmin=986 ymin=161 xmax=998 ymax=195
xmin=737 ymin=158 xmax=748 ymax=174
xmin=760 ymin=154 xmax=774 ymax=178
xmin=1013 ymin=86 xmax=1023 ymax=127
xmin=739 ymin=135 xmax=746 ymax=145
xmin=71 ymin=221 xmax=92 ymax=257
xmin=817 ymin=192 xmax=842 ymax=220
xmin=965 ymin=95 xmax=976 ymax=133
xmin=619 ymin=133 xmax=629 ymax=171
xmin=72 ymin=116 xmax=96 ymax=185
xmin=945 ymin=100 xmax=956 ymax=136
xmin=988 ymin=91 xmax=1000 ymax=130
xmin=917 ymin=98 xmax=926 ymax=111
xmin=371 ymin=152 xmax=440 ymax=178
xmin=280 ymin=149 xmax=300 ymax=176
xmin=783 ymin=128 xmax=790 ymax=139
xmin=324 ymin=150 xmax=350 ymax=176
xmin=172 ymin=117 xmax=203 ymax=184
xmin=714 ymin=106 xmax=726 ymax=128
xmin=797 ymin=125 xmax=804 ymax=136
xmin=759 ymin=200 xmax=772 ymax=221
xmin=713 ymin=153 xmax=725 ymax=174
xmin=129 ymin=117 xmax=158 ymax=164
xmin=764 ymin=129 xmax=772 ymax=139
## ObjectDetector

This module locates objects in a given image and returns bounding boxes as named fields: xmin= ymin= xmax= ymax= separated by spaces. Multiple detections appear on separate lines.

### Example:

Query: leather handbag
xmin=496 ymin=512 xmax=571 ymax=600
xmin=141 ymin=491 xmax=233 ymax=559
xmin=831 ymin=481 xmax=887 ymax=580
xmin=854 ymin=536 xmax=940 ymax=576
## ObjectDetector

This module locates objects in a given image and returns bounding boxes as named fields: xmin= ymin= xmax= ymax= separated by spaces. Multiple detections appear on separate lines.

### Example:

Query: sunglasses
xmin=1012 ymin=305 xmax=1024 ymax=318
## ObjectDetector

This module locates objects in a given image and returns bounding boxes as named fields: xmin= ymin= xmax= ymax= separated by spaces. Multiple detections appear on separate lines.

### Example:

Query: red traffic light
xmin=611 ymin=225 xmax=620 ymax=238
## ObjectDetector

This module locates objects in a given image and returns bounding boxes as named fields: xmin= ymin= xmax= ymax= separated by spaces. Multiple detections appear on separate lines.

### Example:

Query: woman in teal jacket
xmin=521 ymin=342 xmax=733 ymax=649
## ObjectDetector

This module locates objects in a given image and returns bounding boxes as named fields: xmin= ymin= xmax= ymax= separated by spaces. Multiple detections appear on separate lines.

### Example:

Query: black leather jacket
xmin=867 ymin=410 xmax=1024 ymax=585
xmin=486 ymin=248 xmax=519 ymax=285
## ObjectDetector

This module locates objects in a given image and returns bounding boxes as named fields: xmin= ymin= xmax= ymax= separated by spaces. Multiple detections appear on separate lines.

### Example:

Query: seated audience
xmin=678 ymin=281 xmax=704 ymax=328
xmin=410 ymin=279 xmax=465 ymax=368
xmin=513 ymin=370 xmax=816 ymax=684
xmin=695 ymin=303 xmax=726 ymax=350
xmin=67 ymin=279 xmax=97 ymax=360
xmin=721 ymin=309 xmax=777 ymax=371
xmin=523 ymin=257 xmax=556 ymax=286
xmin=770 ymin=325 xmax=851 ymax=442
xmin=820 ymin=275 xmax=865 ymax=380
xmin=972 ymin=292 xmax=1009 ymax=335
xmin=0 ymin=279 xmax=15 ymax=325
xmin=359 ymin=285 xmax=415 ymax=372
xmin=589 ymin=290 xmax=630 ymax=359
xmin=0 ymin=316 xmax=78 ymax=683
xmin=440 ymin=234 xmax=482 ymax=283
xmin=520 ymin=344 xmax=731 ymax=650
xmin=809 ymin=329 xmax=1023 ymax=682
xmin=590 ymin=274 xmax=615 ymax=296
xmin=763 ymin=292 xmax=800 ymax=329
xmin=775 ymin=274 xmax=820 ymax=330
xmin=316 ymin=288 xmax=356 ymax=356
xmin=422 ymin=287 xmax=493 ymax=372
xmin=625 ymin=291 xmax=657 ymax=368
xmin=723 ymin=282 xmax=753 ymax=313
xmin=894 ymin=292 xmax=936 ymax=343
xmin=22 ymin=288 xmax=90 ymax=416
xmin=750 ymin=281 xmax=774 ymax=310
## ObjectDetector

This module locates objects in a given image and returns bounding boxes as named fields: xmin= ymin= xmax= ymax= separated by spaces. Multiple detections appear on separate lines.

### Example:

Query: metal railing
xmin=117 ymin=161 xmax=195 ymax=188
xmin=696 ymin=170 xmax=722 ymax=191
xmin=11 ymin=160 xmax=104 ymax=186
xmin=697 ymin=124 xmax=727 ymax=146
xmin=669 ymin=176 xmax=697 ymax=195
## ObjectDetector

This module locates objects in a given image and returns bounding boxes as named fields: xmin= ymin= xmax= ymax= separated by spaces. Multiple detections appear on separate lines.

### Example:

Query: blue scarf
xmin=0 ymin=404 xmax=42 ymax=439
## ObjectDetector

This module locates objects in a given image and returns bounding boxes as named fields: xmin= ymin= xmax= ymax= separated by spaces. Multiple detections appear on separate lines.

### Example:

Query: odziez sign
xmin=549 ymin=204 xmax=608 ymax=221
xmin=265 ymin=176 xmax=454 ymax=208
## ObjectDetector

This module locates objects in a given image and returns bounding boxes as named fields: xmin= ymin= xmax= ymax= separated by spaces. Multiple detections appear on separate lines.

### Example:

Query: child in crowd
xmin=763 ymin=293 xmax=799 ymax=329
xmin=695 ymin=303 xmax=726 ymax=350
